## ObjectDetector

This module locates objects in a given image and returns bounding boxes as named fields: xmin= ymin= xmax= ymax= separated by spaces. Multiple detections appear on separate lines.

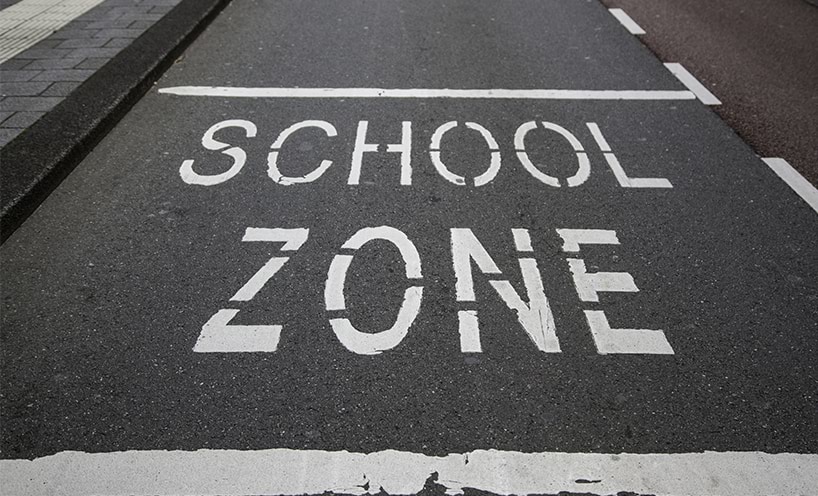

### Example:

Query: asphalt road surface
xmin=1 ymin=0 xmax=817 ymax=494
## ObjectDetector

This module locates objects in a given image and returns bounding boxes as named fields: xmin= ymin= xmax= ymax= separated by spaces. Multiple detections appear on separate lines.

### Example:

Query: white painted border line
xmin=158 ymin=86 xmax=697 ymax=101
xmin=609 ymin=8 xmax=646 ymax=35
xmin=2 ymin=448 xmax=817 ymax=496
xmin=664 ymin=63 xmax=722 ymax=105
xmin=763 ymin=158 xmax=818 ymax=214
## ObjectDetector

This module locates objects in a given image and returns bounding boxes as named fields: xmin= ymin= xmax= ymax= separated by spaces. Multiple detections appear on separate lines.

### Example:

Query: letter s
xmin=180 ymin=119 xmax=257 ymax=186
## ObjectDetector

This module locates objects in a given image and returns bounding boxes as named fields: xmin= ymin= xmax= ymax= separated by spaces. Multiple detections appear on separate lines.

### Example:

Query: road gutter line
xmin=763 ymin=157 xmax=818 ymax=213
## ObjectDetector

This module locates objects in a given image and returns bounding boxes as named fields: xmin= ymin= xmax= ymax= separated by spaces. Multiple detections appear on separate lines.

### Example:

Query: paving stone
xmin=57 ymin=38 xmax=112 ymax=49
xmin=0 ymin=111 xmax=12 ymax=125
xmin=41 ymin=81 xmax=82 ymax=97
xmin=128 ymin=20 xmax=154 ymax=30
xmin=74 ymin=7 xmax=125 ymax=21
xmin=141 ymin=0 xmax=179 ymax=6
xmin=0 ymin=97 xmax=61 ymax=111
xmin=28 ymin=39 xmax=63 ymax=50
xmin=12 ymin=48 xmax=74 ymax=60
xmin=74 ymin=58 xmax=108 ymax=70
xmin=101 ymin=0 xmax=148 ymax=6
xmin=0 ymin=71 xmax=41 ymax=82
xmin=46 ymin=29 xmax=99 ymax=40
xmin=0 ymin=111 xmax=44 ymax=129
xmin=104 ymin=38 xmax=133 ymax=49
xmin=86 ymin=19 xmax=136 ymax=30
xmin=93 ymin=28 xmax=144 ymax=38
xmin=117 ymin=13 xmax=163 ymax=22
xmin=108 ymin=5 xmax=154 ymax=17
xmin=22 ymin=58 xmax=85 ymax=70
xmin=60 ymin=20 xmax=96 ymax=31
xmin=150 ymin=5 xmax=176 ymax=15
xmin=0 ymin=59 xmax=30 ymax=70
xmin=66 ymin=47 xmax=123 ymax=59
xmin=31 ymin=70 xmax=96 ymax=82
xmin=0 ymin=82 xmax=51 ymax=96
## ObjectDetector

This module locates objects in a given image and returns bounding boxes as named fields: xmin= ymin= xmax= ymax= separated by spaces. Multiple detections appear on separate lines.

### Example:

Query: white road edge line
xmin=664 ymin=63 xmax=722 ymax=105
xmin=763 ymin=157 xmax=818 ymax=214
xmin=157 ymin=86 xmax=697 ymax=100
xmin=1 ymin=448 xmax=817 ymax=496
xmin=609 ymin=8 xmax=646 ymax=35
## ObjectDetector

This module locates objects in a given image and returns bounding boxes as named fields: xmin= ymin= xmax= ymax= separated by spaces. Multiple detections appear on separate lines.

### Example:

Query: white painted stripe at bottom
xmin=763 ymin=157 xmax=818 ymax=214
xmin=664 ymin=63 xmax=722 ymax=105
xmin=609 ymin=8 xmax=646 ymax=35
xmin=158 ymin=86 xmax=697 ymax=101
xmin=1 ymin=449 xmax=817 ymax=496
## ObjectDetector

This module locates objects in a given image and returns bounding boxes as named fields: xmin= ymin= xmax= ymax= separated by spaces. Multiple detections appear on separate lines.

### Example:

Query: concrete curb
xmin=0 ymin=0 xmax=233 ymax=244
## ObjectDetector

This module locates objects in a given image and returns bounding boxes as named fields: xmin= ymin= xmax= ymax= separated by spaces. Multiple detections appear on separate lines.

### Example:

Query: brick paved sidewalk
xmin=0 ymin=0 xmax=181 ymax=147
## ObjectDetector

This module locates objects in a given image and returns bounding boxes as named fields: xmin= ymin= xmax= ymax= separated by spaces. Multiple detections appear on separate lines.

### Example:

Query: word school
xmin=194 ymin=227 xmax=674 ymax=356
xmin=180 ymin=119 xmax=673 ymax=189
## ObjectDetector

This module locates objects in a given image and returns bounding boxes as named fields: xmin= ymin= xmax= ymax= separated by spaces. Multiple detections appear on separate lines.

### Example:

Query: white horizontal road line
xmin=664 ymin=63 xmax=722 ymax=105
xmin=763 ymin=157 xmax=818 ymax=214
xmin=0 ymin=0 xmax=107 ymax=63
xmin=609 ymin=8 xmax=646 ymax=35
xmin=158 ymin=86 xmax=697 ymax=101
xmin=1 ymin=448 xmax=817 ymax=496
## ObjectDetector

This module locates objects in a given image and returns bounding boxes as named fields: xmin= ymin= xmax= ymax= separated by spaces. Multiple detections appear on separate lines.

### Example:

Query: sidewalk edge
xmin=0 ymin=0 xmax=233 ymax=244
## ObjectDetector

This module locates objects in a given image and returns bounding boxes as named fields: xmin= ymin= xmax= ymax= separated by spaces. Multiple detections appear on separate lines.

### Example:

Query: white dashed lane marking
xmin=664 ymin=63 xmax=722 ymax=105
xmin=763 ymin=157 xmax=818 ymax=214
xmin=609 ymin=8 xmax=646 ymax=35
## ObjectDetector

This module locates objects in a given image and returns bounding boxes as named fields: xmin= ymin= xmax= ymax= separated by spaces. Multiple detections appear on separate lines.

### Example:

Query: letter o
xmin=515 ymin=121 xmax=590 ymax=187
xmin=324 ymin=226 xmax=423 ymax=355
